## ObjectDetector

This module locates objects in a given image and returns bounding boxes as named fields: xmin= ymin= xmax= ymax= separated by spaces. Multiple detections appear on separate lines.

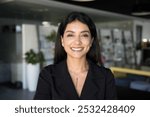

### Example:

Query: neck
xmin=67 ymin=58 xmax=88 ymax=73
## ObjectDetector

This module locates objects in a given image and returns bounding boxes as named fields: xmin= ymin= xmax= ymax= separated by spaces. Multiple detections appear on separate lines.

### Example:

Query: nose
xmin=74 ymin=36 xmax=82 ymax=45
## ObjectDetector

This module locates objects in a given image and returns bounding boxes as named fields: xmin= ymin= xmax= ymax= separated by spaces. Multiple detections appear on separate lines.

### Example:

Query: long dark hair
xmin=54 ymin=11 xmax=102 ymax=65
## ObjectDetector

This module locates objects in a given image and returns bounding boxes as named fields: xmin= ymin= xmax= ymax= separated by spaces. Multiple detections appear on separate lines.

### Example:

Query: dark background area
xmin=55 ymin=0 xmax=150 ymax=19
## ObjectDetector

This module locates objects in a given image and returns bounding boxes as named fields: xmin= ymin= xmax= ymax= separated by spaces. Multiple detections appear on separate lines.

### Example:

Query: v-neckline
xmin=65 ymin=61 xmax=90 ymax=99
xmin=68 ymin=68 xmax=90 ymax=98
xmin=55 ymin=60 xmax=100 ymax=99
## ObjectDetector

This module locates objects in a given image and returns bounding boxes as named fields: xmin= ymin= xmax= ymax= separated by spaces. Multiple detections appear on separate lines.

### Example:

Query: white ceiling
xmin=0 ymin=0 xmax=147 ymax=24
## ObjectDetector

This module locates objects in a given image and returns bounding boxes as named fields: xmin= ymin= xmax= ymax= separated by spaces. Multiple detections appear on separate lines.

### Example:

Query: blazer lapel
xmin=80 ymin=61 xmax=105 ymax=100
xmin=52 ymin=60 xmax=79 ymax=99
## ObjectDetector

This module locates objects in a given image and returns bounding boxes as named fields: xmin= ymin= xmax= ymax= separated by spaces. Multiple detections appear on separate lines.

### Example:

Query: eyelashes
xmin=66 ymin=33 xmax=90 ymax=38
xmin=81 ymin=34 xmax=89 ymax=38
xmin=66 ymin=34 xmax=74 ymax=37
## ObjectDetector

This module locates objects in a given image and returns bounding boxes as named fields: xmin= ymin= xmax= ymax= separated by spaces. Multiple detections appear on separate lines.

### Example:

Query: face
xmin=61 ymin=20 xmax=93 ymax=60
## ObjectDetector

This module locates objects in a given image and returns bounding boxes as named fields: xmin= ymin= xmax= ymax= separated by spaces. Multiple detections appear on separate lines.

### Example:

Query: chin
xmin=69 ymin=54 xmax=86 ymax=59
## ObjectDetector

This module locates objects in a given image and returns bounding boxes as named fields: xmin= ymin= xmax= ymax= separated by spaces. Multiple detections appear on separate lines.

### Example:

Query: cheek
xmin=62 ymin=39 xmax=71 ymax=49
xmin=86 ymin=40 xmax=93 ymax=47
xmin=64 ymin=37 xmax=74 ymax=44
xmin=63 ymin=40 xmax=69 ymax=46
xmin=61 ymin=38 xmax=69 ymax=47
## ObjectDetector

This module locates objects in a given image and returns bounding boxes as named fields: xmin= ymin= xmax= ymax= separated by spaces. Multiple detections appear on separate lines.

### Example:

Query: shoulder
xmin=89 ymin=60 xmax=112 ymax=73
xmin=40 ymin=60 xmax=66 ymax=74
xmin=89 ymin=61 xmax=114 ymax=77
xmin=38 ymin=64 xmax=54 ymax=79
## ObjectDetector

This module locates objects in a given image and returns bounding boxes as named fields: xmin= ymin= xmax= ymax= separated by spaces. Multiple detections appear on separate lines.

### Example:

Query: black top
xmin=34 ymin=60 xmax=117 ymax=100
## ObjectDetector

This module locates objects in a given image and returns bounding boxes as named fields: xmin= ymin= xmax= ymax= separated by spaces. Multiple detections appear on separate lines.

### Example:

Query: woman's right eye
xmin=67 ymin=34 xmax=74 ymax=37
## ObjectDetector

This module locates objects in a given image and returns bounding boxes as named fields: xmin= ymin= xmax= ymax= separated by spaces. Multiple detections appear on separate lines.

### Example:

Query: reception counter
xmin=110 ymin=67 xmax=150 ymax=77
xmin=111 ymin=66 xmax=150 ymax=99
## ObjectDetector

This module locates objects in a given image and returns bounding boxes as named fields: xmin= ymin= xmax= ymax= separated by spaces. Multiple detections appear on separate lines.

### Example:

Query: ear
xmin=61 ymin=36 xmax=64 ymax=47
xmin=90 ymin=38 xmax=94 ymax=47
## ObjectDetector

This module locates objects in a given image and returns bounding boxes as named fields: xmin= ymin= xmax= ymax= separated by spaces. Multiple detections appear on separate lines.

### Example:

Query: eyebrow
xmin=65 ymin=30 xmax=90 ymax=33
xmin=65 ymin=31 xmax=74 ymax=33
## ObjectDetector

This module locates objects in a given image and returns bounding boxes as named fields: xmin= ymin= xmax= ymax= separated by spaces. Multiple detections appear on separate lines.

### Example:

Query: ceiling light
xmin=132 ymin=12 xmax=150 ymax=16
xmin=132 ymin=3 xmax=150 ymax=16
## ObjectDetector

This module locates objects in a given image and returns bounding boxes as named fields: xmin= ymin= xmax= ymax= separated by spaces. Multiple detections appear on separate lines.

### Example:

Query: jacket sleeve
xmin=33 ymin=67 xmax=52 ymax=100
xmin=105 ymin=68 xmax=117 ymax=100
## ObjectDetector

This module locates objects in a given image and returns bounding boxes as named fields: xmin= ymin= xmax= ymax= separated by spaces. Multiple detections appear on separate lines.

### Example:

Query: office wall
xmin=22 ymin=24 xmax=39 ymax=89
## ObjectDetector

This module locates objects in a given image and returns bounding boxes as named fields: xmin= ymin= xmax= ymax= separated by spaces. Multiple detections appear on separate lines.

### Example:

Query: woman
xmin=34 ymin=11 xmax=117 ymax=100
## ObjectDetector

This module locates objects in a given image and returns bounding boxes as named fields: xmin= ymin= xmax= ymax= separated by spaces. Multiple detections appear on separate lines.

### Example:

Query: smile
xmin=71 ymin=47 xmax=84 ymax=51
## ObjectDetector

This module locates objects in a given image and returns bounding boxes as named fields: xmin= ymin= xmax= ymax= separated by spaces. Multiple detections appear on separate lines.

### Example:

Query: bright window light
xmin=142 ymin=38 xmax=148 ymax=42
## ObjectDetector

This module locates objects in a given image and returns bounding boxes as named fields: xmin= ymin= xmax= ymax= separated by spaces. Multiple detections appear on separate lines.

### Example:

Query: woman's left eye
xmin=81 ymin=34 xmax=89 ymax=38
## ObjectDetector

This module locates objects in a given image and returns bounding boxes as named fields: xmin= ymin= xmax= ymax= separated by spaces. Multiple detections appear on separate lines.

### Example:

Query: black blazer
xmin=34 ymin=60 xmax=117 ymax=100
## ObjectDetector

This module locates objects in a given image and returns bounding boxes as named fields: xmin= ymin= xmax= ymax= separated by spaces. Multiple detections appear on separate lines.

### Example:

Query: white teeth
xmin=71 ymin=47 xmax=83 ymax=51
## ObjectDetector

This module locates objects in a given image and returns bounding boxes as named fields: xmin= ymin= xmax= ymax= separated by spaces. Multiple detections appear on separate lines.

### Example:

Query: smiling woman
xmin=61 ymin=20 xmax=93 ymax=61
xmin=34 ymin=11 xmax=117 ymax=100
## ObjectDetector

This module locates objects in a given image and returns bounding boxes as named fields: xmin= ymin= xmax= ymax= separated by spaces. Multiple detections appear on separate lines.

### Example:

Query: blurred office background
xmin=0 ymin=0 xmax=150 ymax=99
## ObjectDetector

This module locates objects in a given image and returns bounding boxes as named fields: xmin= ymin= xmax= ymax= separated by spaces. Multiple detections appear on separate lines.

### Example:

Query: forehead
xmin=65 ymin=20 xmax=90 ymax=32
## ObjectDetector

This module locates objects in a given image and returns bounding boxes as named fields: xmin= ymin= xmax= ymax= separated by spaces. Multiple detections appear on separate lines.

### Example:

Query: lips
xmin=71 ymin=47 xmax=84 ymax=52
